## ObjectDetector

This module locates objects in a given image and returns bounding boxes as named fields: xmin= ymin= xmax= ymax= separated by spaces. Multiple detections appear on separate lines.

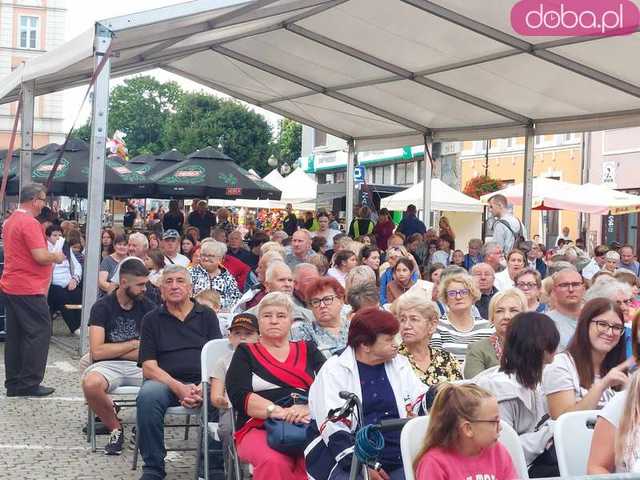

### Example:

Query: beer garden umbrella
xmin=151 ymin=146 xmax=281 ymax=200
xmin=127 ymin=149 xmax=186 ymax=178
xmin=6 ymin=139 xmax=154 ymax=197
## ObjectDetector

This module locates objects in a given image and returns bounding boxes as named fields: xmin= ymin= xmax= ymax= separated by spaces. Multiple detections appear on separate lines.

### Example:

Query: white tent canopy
xmin=382 ymin=178 xmax=483 ymax=213
xmin=2 ymin=0 xmax=640 ymax=147
xmin=262 ymin=169 xmax=287 ymax=191
xmin=479 ymin=178 xmax=640 ymax=215
xmin=278 ymin=167 xmax=317 ymax=204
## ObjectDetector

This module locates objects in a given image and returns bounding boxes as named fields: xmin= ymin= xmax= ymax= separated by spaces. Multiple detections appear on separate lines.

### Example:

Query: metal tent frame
xmin=2 ymin=0 xmax=640 ymax=351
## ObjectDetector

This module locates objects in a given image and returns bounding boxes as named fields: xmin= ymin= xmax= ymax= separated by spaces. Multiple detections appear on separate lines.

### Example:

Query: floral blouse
xmin=291 ymin=320 xmax=349 ymax=359
xmin=398 ymin=343 xmax=462 ymax=386
xmin=189 ymin=264 xmax=241 ymax=310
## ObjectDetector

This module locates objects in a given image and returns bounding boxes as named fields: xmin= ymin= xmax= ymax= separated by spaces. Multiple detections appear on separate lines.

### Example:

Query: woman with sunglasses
xmin=543 ymin=298 xmax=631 ymax=419
xmin=431 ymin=272 xmax=493 ymax=363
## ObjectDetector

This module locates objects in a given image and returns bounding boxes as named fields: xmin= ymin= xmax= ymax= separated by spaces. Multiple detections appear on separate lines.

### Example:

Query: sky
xmin=62 ymin=0 xmax=282 ymax=132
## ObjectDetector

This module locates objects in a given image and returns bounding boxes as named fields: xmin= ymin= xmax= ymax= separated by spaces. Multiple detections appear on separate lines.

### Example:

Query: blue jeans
xmin=136 ymin=380 xmax=181 ymax=479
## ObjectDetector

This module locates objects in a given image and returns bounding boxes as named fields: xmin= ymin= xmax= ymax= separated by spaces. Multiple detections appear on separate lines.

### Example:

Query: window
xmin=335 ymin=171 xmax=345 ymax=183
xmin=395 ymin=162 xmax=414 ymax=185
xmin=313 ymin=130 xmax=327 ymax=148
xmin=19 ymin=16 xmax=39 ymax=49
xmin=372 ymin=165 xmax=393 ymax=185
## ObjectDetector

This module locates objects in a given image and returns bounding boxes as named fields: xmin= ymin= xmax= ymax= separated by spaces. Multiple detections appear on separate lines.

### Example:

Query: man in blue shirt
xmin=397 ymin=204 xmax=426 ymax=238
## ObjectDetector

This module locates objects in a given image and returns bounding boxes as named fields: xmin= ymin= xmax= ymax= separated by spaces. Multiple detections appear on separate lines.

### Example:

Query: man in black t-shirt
xmin=81 ymin=259 xmax=155 ymax=455
xmin=136 ymin=265 xmax=222 ymax=479
xmin=187 ymin=200 xmax=216 ymax=240
xmin=123 ymin=204 xmax=137 ymax=229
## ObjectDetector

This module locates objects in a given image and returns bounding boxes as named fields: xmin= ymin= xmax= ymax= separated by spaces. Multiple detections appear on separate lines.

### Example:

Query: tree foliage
xmin=273 ymin=118 xmax=302 ymax=166
xmin=162 ymin=93 xmax=273 ymax=174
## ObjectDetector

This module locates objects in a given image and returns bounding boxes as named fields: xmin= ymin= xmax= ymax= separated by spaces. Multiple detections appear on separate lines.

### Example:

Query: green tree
xmin=162 ymin=93 xmax=273 ymax=174
xmin=273 ymin=118 xmax=302 ymax=166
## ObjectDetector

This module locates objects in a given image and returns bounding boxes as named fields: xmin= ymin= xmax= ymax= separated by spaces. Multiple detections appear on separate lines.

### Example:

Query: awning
xmin=382 ymin=178 xmax=483 ymax=213
xmin=2 ymin=0 xmax=640 ymax=148
xmin=479 ymin=178 xmax=640 ymax=215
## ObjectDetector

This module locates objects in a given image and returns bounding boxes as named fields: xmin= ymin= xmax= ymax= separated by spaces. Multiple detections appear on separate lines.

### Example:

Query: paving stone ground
xmin=0 ymin=317 xmax=199 ymax=480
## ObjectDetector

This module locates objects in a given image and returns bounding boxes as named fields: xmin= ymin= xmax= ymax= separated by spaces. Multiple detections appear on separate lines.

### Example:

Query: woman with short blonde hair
xmin=464 ymin=288 xmax=527 ymax=378
xmin=433 ymin=272 xmax=492 ymax=363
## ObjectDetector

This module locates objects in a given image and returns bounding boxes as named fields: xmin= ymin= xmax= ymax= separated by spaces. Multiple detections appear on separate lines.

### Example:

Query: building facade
xmin=587 ymin=128 xmax=640 ymax=251
xmin=460 ymin=134 xmax=583 ymax=247
xmin=0 ymin=0 xmax=67 ymax=149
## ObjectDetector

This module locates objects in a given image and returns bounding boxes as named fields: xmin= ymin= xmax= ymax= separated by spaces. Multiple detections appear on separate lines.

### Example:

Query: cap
xmin=229 ymin=313 xmax=259 ymax=333
xmin=162 ymin=229 xmax=181 ymax=240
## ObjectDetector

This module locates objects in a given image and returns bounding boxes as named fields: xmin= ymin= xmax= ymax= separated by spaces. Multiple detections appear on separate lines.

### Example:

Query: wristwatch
xmin=266 ymin=403 xmax=277 ymax=418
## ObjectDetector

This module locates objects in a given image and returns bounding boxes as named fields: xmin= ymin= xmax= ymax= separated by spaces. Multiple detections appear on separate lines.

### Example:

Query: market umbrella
xmin=151 ymin=146 xmax=281 ymax=199
xmin=0 ymin=143 xmax=61 ymax=184
xmin=127 ymin=149 xmax=186 ymax=178
xmin=6 ymin=139 xmax=154 ymax=197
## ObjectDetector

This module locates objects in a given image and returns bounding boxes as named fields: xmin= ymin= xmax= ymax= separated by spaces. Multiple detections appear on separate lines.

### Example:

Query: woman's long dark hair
xmin=501 ymin=312 xmax=560 ymax=389
xmin=567 ymin=298 xmax=626 ymax=389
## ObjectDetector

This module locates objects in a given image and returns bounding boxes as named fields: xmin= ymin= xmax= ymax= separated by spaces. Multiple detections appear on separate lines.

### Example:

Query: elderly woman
xmin=494 ymin=248 xmax=526 ymax=291
xmin=292 ymin=277 xmax=349 ymax=358
xmin=189 ymin=240 xmax=241 ymax=311
xmin=306 ymin=308 xmax=427 ymax=480
xmin=432 ymin=272 xmax=493 ymax=363
xmin=464 ymin=288 xmax=527 ymax=379
xmin=226 ymin=292 xmax=325 ymax=480
xmin=514 ymin=268 xmax=547 ymax=313
xmin=393 ymin=293 xmax=461 ymax=386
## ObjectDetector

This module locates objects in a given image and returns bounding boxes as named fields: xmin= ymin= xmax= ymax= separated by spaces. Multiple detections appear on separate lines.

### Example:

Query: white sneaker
xmin=73 ymin=329 xmax=81 ymax=337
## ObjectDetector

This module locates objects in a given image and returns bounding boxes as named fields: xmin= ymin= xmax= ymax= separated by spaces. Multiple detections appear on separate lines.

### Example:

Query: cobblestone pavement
xmin=0 ymin=318 xmax=199 ymax=480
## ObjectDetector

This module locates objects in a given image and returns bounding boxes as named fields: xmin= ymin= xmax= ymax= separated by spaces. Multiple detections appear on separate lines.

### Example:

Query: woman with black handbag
xmin=226 ymin=292 xmax=325 ymax=479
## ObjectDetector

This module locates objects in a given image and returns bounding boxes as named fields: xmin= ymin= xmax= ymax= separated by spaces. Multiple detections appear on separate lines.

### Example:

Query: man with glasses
xmin=1 ymin=184 xmax=65 ymax=397
xmin=470 ymin=263 xmax=497 ymax=319
xmin=547 ymin=267 xmax=585 ymax=349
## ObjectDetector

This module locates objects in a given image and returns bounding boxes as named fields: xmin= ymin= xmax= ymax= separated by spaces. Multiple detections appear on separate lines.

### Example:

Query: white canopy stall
xmin=382 ymin=178 xmax=483 ymax=248
xmin=2 ymin=0 xmax=640 ymax=351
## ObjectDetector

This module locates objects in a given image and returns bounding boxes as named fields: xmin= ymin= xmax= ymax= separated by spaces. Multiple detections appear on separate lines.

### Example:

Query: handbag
xmin=264 ymin=393 xmax=311 ymax=455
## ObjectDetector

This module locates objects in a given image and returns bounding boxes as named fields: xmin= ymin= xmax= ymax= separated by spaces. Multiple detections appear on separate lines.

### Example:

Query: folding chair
xmin=201 ymin=339 xmax=241 ymax=480
xmin=554 ymin=410 xmax=599 ymax=476
xmin=87 ymin=385 xmax=140 ymax=452
xmin=132 ymin=401 xmax=202 ymax=480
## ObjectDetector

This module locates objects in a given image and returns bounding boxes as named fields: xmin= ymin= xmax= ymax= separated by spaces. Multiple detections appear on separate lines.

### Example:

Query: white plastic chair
xmin=499 ymin=421 xmax=529 ymax=479
xmin=400 ymin=416 xmax=429 ymax=480
xmin=201 ymin=339 xmax=239 ymax=480
xmin=401 ymin=417 xmax=529 ymax=480
xmin=554 ymin=410 xmax=599 ymax=476
xmin=87 ymin=385 xmax=140 ymax=452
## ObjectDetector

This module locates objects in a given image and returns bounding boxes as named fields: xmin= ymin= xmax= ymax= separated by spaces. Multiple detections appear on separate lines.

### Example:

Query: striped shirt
xmin=430 ymin=313 xmax=494 ymax=364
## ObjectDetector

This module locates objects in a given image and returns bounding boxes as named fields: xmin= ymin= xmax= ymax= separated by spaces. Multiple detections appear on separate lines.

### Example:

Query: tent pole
xmin=422 ymin=134 xmax=433 ymax=228
xmin=522 ymin=127 xmax=535 ymax=236
xmin=19 ymin=80 xmax=35 ymax=196
xmin=79 ymin=24 xmax=112 ymax=356
xmin=346 ymin=139 xmax=355 ymax=230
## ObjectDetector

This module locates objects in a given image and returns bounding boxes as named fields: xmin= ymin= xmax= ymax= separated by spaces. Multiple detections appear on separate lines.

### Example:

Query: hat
xmin=229 ymin=313 xmax=259 ymax=333
xmin=162 ymin=229 xmax=181 ymax=240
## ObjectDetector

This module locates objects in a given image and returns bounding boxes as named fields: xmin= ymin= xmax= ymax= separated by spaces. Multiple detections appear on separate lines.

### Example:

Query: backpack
xmin=496 ymin=218 xmax=526 ymax=251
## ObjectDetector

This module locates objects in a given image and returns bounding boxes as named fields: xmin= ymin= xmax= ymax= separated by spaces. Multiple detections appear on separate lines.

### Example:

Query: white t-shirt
xmin=599 ymin=390 xmax=640 ymax=473
xmin=542 ymin=352 xmax=615 ymax=408
xmin=164 ymin=252 xmax=190 ymax=267
xmin=493 ymin=268 xmax=514 ymax=292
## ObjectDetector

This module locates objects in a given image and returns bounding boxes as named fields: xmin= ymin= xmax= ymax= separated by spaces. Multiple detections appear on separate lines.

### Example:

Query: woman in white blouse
xmin=542 ymin=298 xmax=630 ymax=419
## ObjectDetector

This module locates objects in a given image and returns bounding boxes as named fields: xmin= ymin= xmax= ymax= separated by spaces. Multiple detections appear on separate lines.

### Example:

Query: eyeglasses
xmin=516 ymin=282 xmax=538 ymax=290
xmin=616 ymin=298 xmax=634 ymax=307
xmin=469 ymin=418 xmax=501 ymax=430
xmin=309 ymin=295 xmax=337 ymax=308
xmin=591 ymin=320 xmax=625 ymax=336
xmin=446 ymin=288 xmax=470 ymax=299
xmin=555 ymin=281 xmax=583 ymax=290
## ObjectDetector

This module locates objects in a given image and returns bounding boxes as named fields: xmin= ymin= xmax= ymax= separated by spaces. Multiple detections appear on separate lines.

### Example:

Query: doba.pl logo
xmin=511 ymin=0 xmax=640 ymax=36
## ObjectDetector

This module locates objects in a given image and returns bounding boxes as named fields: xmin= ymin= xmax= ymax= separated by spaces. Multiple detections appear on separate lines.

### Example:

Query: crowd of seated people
xmin=61 ymin=197 xmax=640 ymax=479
